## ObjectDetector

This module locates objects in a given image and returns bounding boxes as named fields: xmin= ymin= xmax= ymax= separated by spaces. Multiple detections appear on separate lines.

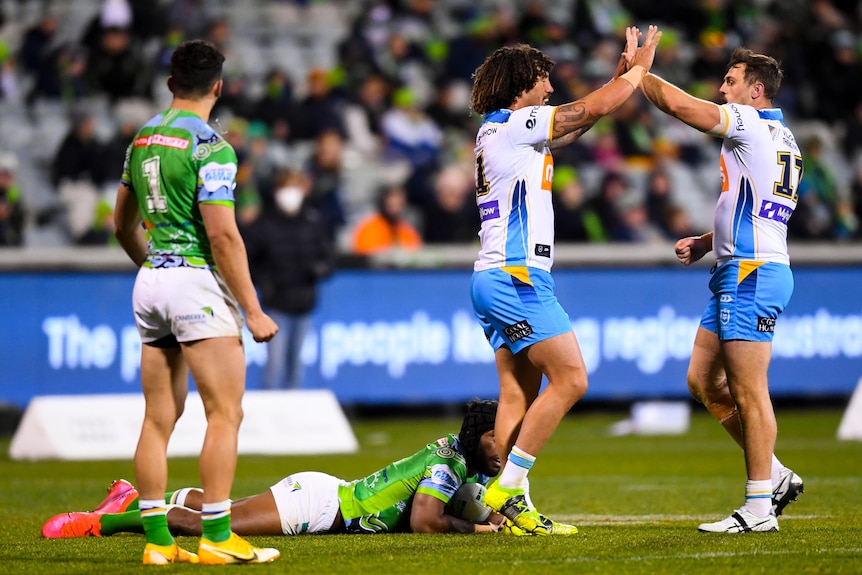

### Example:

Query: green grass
xmin=1 ymin=409 xmax=861 ymax=574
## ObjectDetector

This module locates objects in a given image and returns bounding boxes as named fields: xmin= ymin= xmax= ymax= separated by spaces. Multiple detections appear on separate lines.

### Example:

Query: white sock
xmin=771 ymin=455 xmax=783 ymax=486
xmin=498 ymin=446 xmax=535 ymax=489
xmin=743 ymin=479 xmax=773 ymax=517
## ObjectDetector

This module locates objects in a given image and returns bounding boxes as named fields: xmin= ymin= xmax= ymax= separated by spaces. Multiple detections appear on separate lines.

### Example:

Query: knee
xmin=205 ymin=401 xmax=244 ymax=428
xmin=687 ymin=367 xmax=727 ymax=405
xmin=555 ymin=372 xmax=588 ymax=404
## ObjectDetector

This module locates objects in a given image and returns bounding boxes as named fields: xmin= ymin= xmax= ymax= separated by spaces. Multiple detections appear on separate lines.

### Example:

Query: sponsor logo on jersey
xmin=757 ymin=317 xmax=776 ymax=332
xmin=479 ymin=200 xmax=499 ymax=221
xmin=200 ymin=162 xmax=238 ymax=193
xmin=758 ymin=200 xmax=793 ymax=224
xmin=431 ymin=466 xmax=458 ymax=490
xmin=541 ymin=153 xmax=554 ymax=191
xmin=526 ymin=106 xmax=539 ymax=129
xmin=134 ymin=134 xmax=191 ymax=150
xmin=477 ymin=126 xmax=497 ymax=142
xmin=535 ymin=244 xmax=551 ymax=257
xmin=504 ymin=320 xmax=534 ymax=343
xmin=729 ymin=104 xmax=744 ymax=131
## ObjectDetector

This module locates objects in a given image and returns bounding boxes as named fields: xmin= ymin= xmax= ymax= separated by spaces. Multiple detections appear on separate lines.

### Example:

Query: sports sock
xmin=743 ymin=479 xmax=773 ymax=517
xmin=201 ymin=500 xmax=232 ymax=543
xmin=498 ymin=446 xmax=535 ymax=489
xmin=167 ymin=487 xmax=202 ymax=507
xmin=99 ymin=510 xmax=145 ymax=536
xmin=771 ymin=455 xmax=783 ymax=486
xmin=139 ymin=499 xmax=174 ymax=546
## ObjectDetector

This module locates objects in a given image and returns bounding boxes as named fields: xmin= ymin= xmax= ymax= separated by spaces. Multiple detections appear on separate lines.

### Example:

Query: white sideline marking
xmin=557 ymin=514 xmax=823 ymax=525
xmin=507 ymin=548 xmax=862 ymax=566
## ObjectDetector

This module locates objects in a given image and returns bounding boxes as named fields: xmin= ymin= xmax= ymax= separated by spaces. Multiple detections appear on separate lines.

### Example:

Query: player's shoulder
xmin=722 ymin=102 xmax=772 ymax=125
xmin=427 ymin=434 xmax=467 ymax=463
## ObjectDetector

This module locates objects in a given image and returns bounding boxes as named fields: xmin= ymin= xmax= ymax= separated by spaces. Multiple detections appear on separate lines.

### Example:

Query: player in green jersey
xmin=113 ymin=39 xmax=279 ymax=565
xmin=43 ymin=400 xmax=523 ymax=537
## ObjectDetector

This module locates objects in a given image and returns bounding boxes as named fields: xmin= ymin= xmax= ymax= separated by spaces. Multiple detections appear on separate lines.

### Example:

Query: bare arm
xmin=640 ymin=73 xmax=723 ymax=134
xmin=113 ymin=183 xmax=147 ymax=267
xmin=550 ymin=25 xmax=661 ymax=145
xmin=200 ymin=203 xmax=278 ymax=342
xmin=409 ymin=493 xmax=504 ymax=534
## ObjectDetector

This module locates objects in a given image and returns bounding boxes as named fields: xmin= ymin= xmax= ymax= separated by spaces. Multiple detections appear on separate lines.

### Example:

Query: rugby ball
xmin=447 ymin=482 xmax=491 ymax=523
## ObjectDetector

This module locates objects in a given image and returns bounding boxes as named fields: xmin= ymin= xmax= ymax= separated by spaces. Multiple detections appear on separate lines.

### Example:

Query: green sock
xmin=201 ymin=501 xmax=231 ymax=543
xmin=99 ymin=510 xmax=145 ymax=536
xmin=139 ymin=500 xmax=174 ymax=546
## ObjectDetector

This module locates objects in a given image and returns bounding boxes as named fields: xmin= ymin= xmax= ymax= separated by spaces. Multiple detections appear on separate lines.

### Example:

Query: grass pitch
xmin=1 ymin=408 xmax=860 ymax=574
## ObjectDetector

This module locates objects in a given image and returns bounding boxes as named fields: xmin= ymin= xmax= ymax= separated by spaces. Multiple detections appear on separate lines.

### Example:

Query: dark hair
xmin=169 ymin=40 xmax=225 ymax=99
xmin=470 ymin=44 xmax=555 ymax=115
xmin=726 ymin=47 xmax=783 ymax=101
xmin=458 ymin=399 xmax=497 ymax=468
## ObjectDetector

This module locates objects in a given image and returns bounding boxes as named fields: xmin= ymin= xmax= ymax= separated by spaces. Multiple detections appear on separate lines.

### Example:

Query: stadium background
xmin=1 ymin=0 xmax=861 ymax=423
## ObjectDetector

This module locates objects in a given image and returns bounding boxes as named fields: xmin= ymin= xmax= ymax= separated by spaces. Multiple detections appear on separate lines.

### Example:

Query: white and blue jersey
xmin=474 ymin=105 xmax=557 ymax=276
xmin=471 ymin=105 xmax=573 ymax=353
xmin=710 ymin=104 xmax=802 ymax=265
xmin=702 ymin=104 xmax=802 ymax=341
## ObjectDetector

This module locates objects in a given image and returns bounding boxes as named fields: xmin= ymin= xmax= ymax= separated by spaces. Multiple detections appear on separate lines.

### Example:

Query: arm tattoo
xmin=552 ymin=101 xmax=600 ymax=141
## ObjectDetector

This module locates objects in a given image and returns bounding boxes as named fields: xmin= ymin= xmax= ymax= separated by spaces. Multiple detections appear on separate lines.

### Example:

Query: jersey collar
xmin=757 ymin=108 xmax=784 ymax=124
xmin=483 ymin=109 xmax=512 ymax=124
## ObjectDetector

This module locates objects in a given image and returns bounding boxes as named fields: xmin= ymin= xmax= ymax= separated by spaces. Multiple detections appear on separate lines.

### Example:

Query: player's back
xmin=337 ymin=434 xmax=469 ymax=533
xmin=713 ymin=104 xmax=802 ymax=265
xmin=124 ymin=109 xmax=237 ymax=268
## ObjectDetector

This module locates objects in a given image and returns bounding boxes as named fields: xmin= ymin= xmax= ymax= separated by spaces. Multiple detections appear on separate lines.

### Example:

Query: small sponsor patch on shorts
xmin=535 ymin=244 xmax=551 ymax=257
xmin=504 ymin=320 xmax=534 ymax=343
xmin=757 ymin=317 xmax=776 ymax=332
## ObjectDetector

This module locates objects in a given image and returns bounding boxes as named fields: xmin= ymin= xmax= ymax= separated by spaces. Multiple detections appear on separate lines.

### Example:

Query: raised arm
xmin=550 ymin=25 xmax=661 ymax=147
xmin=640 ymin=73 xmax=724 ymax=134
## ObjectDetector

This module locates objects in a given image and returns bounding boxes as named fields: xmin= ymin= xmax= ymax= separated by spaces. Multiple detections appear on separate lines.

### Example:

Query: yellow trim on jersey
xmin=502 ymin=265 xmax=532 ymax=285
xmin=548 ymin=107 xmax=556 ymax=141
xmin=737 ymin=260 xmax=764 ymax=283
xmin=708 ymin=105 xmax=731 ymax=137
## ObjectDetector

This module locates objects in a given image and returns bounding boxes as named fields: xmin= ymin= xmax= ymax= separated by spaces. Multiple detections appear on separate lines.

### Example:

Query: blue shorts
xmin=470 ymin=267 xmax=573 ymax=354
xmin=700 ymin=260 xmax=793 ymax=342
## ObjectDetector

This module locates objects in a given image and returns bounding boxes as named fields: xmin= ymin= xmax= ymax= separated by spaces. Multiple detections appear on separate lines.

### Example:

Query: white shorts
xmin=269 ymin=472 xmax=343 ymax=535
xmin=132 ymin=266 xmax=244 ymax=344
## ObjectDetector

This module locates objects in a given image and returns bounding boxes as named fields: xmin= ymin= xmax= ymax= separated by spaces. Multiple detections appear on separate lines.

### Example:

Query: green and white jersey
xmin=121 ymin=108 xmax=238 ymax=269
xmin=337 ymin=434 xmax=484 ymax=533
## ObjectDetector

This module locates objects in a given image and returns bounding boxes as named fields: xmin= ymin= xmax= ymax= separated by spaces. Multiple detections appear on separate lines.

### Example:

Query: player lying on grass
xmin=43 ymin=399 xmax=531 ymax=538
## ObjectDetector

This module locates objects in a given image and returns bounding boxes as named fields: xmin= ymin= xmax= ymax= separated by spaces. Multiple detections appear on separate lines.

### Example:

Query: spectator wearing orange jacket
xmin=352 ymin=184 xmax=422 ymax=255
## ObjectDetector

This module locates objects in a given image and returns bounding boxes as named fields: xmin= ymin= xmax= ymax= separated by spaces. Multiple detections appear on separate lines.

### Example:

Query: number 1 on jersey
xmin=773 ymin=151 xmax=803 ymax=203
xmin=475 ymin=152 xmax=490 ymax=197
xmin=142 ymin=156 xmax=168 ymax=213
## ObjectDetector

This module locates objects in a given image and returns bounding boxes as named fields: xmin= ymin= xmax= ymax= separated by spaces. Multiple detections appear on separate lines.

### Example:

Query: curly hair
xmin=470 ymin=44 xmax=555 ymax=115
xmin=169 ymin=40 xmax=226 ymax=99
xmin=726 ymin=47 xmax=783 ymax=101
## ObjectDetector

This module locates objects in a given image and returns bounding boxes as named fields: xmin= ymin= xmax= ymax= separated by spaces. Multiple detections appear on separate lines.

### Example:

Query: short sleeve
xmin=506 ymin=105 xmax=555 ymax=147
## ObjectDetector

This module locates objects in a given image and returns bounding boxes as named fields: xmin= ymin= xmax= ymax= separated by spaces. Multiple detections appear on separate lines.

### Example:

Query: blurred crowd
xmin=0 ymin=0 xmax=861 ymax=252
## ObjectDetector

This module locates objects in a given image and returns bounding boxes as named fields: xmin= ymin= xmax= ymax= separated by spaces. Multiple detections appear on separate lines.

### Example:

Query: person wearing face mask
xmin=242 ymin=168 xmax=335 ymax=390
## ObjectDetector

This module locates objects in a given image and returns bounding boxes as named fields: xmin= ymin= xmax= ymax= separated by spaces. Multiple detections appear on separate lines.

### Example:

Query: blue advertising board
xmin=1 ymin=267 xmax=860 ymax=408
